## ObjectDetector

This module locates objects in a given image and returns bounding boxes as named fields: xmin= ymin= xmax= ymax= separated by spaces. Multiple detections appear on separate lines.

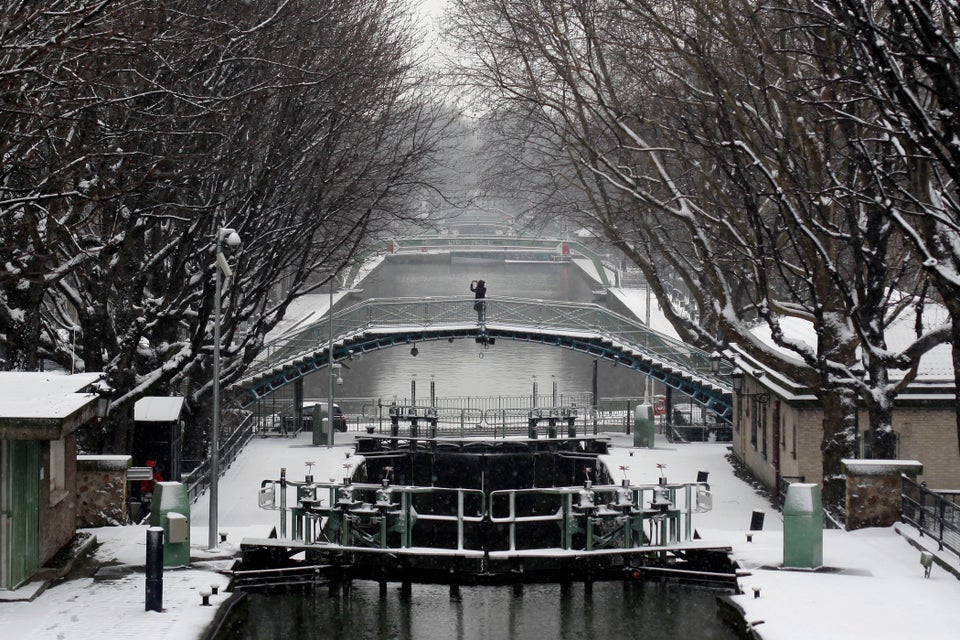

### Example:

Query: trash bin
xmin=149 ymin=481 xmax=190 ymax=567
xmin=783 ymin=483 xmax=823 ymax=569
xmin=633 ymin=404 xmax=655 ymax=448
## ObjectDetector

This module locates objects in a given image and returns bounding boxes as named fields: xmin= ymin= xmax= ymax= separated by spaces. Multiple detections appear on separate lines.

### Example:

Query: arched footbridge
xmin=372 ymin=235 xmax=616 ymax=287
xmin=233 ymin=297 xmax=735 ymax=422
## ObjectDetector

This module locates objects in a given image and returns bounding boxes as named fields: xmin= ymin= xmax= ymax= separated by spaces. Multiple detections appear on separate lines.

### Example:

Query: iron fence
xmin=902 ymin=475 xmax=960 ymax=561
xmin=183 ymin=412 xmax=255 ymax=504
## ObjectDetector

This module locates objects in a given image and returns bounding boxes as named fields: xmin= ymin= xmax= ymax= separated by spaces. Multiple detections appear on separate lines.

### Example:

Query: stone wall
xmin=76 ymin=455 xmax=131 ymax=527
xmin=842 ymin=459 xmax=923 ymax=530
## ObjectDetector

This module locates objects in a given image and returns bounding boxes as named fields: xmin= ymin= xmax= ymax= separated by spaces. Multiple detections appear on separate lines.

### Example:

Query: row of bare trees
xmin=0 ymin=1 xmax=452 ymax=453
xmin=445 ymin=0 xmax=959 ymax=508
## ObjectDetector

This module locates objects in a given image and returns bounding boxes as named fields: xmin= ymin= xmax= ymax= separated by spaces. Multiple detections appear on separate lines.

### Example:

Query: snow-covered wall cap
xmin=77 ymin=455 xmax=132 ymax=472
xmin=841 ymin=459 xmax=923 ymax=476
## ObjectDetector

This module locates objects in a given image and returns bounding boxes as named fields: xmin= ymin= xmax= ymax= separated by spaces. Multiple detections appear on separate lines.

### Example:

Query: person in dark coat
xmin=470 ymin=279 xmax=487 ymax=322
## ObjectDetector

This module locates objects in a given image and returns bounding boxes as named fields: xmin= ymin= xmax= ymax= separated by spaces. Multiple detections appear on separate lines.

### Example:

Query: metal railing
xmin=184 ymin=413 xmax=255 ymax=504
xmin=902 ymin=475 xmax=960 ymax=561
xmin=258 ymin=475 xmax=713 ymax=554
xmin=240 ymin=295 xmax=733 ymax=393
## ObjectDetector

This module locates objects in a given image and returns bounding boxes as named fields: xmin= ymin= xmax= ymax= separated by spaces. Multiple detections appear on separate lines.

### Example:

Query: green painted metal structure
xmin=234 ymin=296 xmax=734 ymax=422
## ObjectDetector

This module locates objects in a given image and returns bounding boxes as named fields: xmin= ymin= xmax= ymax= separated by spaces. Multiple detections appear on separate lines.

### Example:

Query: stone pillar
xmin=842 ymin=459 xmax=923 ymax=531
xmin=76 ymin=455 xmax=132 ymax=526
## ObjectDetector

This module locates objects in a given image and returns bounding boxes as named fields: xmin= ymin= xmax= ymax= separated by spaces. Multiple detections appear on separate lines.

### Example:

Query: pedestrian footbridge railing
xmin=235 ymin=296 xmax=733 ymax=420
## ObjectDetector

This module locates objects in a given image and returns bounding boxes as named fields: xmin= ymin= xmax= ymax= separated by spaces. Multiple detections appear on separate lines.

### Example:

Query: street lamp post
xmin=328 ymin=283 xmax=334 ymax=448
xmin=209 ymin=227 xmax=240 ymax=551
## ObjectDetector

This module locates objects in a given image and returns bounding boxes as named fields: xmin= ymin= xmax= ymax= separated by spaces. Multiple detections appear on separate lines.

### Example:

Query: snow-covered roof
xmin=134 ymin=396 xmax=185 ymax=422
xmin=0 ymin=371 xmax=104 ymax=420
xmin=746 ymin=303 xmax=954 ymax=385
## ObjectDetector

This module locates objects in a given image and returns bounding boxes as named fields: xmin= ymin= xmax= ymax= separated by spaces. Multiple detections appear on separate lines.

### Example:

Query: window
xmin=791 ymin=420 xmax=798 ymax=459
xmin=759 ymin=402 xmax=768 ymax=460
xmin=49 ymin=437 xmax=67 ymax=501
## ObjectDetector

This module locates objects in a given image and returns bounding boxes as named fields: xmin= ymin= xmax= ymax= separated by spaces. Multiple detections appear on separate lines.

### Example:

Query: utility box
xmin=150 ymin=481 xmax=190 ymax=567
xmin=312 ymin=404 xmax=325 ymax=446
xmin=167 ymin=511 xmax=188 ymax=544
xmin=783 ymin=483 xmax=823 ymax=569
xmin=633 ymin=404 xmax=655 ymax=448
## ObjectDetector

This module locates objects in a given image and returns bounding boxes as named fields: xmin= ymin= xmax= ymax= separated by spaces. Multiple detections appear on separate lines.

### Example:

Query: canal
xmin=222 ymin=255 xmax=739 ymax=639
xmin=304 ymin=256 xmax=646 ymax=401
xmin=217 ymin=580 xmax=739 ymax=640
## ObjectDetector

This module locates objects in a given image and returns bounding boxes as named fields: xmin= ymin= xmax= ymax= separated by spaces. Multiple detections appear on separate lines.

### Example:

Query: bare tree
xmin=0 ymin=0 xmax=453 ymax=453
xmin=811 ymin=0 xmax=960 ymax=454
xmin=445 ymin=0 xmax=946 ymax=507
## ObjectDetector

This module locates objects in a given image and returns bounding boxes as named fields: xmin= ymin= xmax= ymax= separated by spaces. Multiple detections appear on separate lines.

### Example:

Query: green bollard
xmin=150 ymin=481 xmax=191 ymax=567
xmin=633 ymin=404 xmax=655 ymax=448
xmin=783 ymin=483 xmax=823 ymax=569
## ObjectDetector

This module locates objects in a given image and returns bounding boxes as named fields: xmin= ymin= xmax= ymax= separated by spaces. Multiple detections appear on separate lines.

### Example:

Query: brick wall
xmin=734 ymin=394 xmax=960 ymax=496
xmin=891 ymin=407 xmax=960 ymax=489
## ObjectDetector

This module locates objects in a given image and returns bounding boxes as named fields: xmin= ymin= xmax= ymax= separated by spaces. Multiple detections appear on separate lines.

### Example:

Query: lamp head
xmin=730 ymin=368 xmax=744 ymax=393
xmin=219 ymin=228 xmax=241 ymax=248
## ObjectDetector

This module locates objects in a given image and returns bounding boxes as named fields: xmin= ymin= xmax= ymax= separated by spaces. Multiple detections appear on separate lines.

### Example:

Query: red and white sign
xmin=653 ymin=395 xmax=667 ymax=416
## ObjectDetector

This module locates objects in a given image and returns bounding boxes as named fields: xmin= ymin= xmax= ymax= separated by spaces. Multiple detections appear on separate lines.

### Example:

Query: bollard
xmin=633 ymin=404 xmax=655 ymax=448
xmin=783 ymin=483 xmax=823 ymax=569
xmin=150 ymin=481 xmax=191 ymax=567
xmin=145 ymin=527 xmax=164 ymax=612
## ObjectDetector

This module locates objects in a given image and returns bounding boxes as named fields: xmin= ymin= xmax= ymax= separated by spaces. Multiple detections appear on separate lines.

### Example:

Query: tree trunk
xmin=820 ymin=387 xmax=858 ymax=514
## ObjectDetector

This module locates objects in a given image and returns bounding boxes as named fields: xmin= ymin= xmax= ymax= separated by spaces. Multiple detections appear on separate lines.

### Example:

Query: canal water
xmin=226 ymin=256 xmax=739 ymax=639
xmin=218 ymin=580 xmax=739 ymax=640
xmin=304 ymin=257 xmax=645 ymax=401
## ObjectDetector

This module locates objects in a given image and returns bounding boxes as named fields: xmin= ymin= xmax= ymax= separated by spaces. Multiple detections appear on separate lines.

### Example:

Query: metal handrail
xmin=240 ymin=295 xmax=732 ymax=391
xmin=184 ymin=413 xmax=255 ymax=504
xmin=902 ymin=475 xmax=960 ymax=561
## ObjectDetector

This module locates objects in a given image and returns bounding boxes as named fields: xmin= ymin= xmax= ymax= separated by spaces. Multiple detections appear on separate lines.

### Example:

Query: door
xmin=0 ymin=439 xmax=40 ymax=590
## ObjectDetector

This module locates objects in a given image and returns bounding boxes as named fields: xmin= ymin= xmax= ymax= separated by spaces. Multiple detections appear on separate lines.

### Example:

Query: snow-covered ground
xmin=2 ymin=429 xmax=958 ymax=639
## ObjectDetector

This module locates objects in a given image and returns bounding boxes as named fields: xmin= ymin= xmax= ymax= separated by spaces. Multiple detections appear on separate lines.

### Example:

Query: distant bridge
xmin=383 ymin=235 xmax=616 ymax=287
xmin=233 ymin=296 xmax=734 ymax=422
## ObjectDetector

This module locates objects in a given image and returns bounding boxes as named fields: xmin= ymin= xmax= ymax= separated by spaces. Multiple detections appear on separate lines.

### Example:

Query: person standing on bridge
xmin=470 ymin=279 xmax=487 ymax=323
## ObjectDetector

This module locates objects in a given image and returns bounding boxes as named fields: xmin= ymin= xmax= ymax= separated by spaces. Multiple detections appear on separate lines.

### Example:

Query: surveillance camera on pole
xmin=210 ymin=227 xmax=241 ymax=552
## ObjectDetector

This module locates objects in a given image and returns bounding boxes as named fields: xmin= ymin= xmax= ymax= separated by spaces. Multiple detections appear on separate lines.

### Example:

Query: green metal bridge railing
xmin=235 ymin=296 xmax=733 ymax=419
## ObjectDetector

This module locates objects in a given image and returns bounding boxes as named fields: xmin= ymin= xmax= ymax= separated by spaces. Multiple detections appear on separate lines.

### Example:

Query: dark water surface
xmin=219 ymin=580 xmax=738 ymax=640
